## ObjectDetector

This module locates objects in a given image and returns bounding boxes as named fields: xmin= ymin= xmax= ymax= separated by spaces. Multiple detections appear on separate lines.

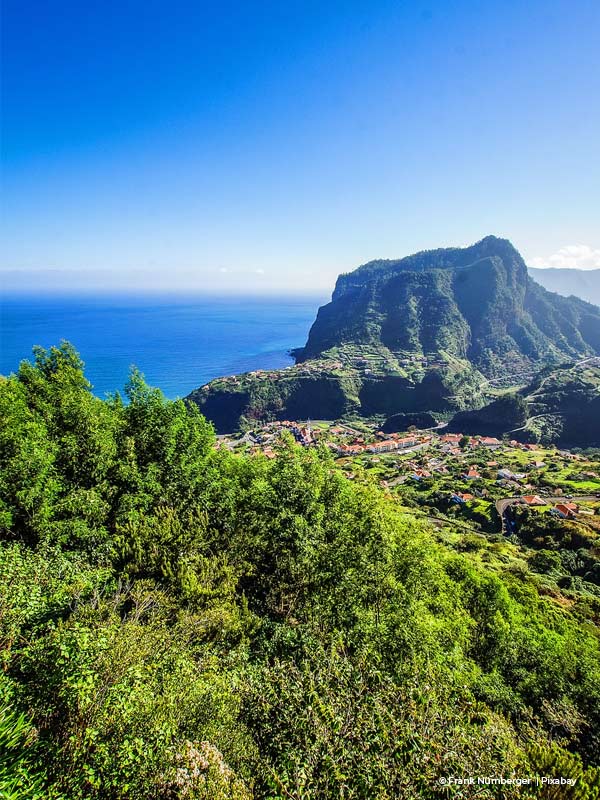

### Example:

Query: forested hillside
xmin=2 ymin=344 xmax=600 ymax=799
xmin=298 ymin=237 xmax=600 ymax=372
xmin=448 ymin=364 xmax=600 ymax=446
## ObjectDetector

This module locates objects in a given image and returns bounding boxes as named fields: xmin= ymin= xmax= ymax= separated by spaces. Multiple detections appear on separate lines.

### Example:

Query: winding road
xmin=495 ymin=495 xmax=599 ymax=534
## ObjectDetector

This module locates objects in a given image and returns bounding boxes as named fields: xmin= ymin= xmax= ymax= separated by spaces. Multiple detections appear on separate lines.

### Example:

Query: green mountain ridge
xmin=188 ymin=237 xmax=600 ymax=433
xmin=298 ymin=236 xmax=600 ymax=373
xmin=187 ymin=348 xmax=484 ymax=433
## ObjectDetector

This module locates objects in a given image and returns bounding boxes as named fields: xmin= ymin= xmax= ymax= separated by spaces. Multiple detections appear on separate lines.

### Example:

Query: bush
xmin=1 ymin=344 xmax=600 ymax=796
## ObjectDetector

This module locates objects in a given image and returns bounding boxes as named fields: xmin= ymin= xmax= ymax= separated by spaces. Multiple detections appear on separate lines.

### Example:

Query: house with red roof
xmin=397 ymin=436 xmax=418 ymax=449
xmin=450 ymin=491 xmax=474 ymax=504
xmin=480 ymin=436 xmax=502 ymax=449
xmin=337 ymin=443 xmax=364 ymax=455
xmin=367 ymin=440 xmax=398 ymax=453
xmin=411 ymin=468 xmax=432 ymax=481
xmin=553 ymin=503 xmax=578 ymax=519
xmin=522 ymin=495 xmax=545 ymax=506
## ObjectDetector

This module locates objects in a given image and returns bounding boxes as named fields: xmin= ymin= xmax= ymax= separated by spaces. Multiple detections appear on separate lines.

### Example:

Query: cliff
xmin=297 ymin=236 xmax=600 ymax=376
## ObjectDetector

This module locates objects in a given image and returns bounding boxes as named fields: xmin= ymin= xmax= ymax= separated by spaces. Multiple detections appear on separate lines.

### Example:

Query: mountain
xmin=298 ymin=236 xmax=600 ymax=374
xmin=448 ymin=361 xmax=600 ymax=447
xmin=528 ymin=267 xmax=600 ymax=307
xmin=188 ymin=237 xmax=600 ymax=433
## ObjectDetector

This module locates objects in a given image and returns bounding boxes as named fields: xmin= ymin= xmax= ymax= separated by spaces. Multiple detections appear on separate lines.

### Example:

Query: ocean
xmin=0 ymin=293 xmax=325 ymax=399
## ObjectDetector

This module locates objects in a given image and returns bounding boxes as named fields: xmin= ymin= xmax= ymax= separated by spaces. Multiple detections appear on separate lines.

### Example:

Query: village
xmin=207 ymin=345 xmax=457 ymax=393
xmin=217 ymin=418 xmax=600 ymax=539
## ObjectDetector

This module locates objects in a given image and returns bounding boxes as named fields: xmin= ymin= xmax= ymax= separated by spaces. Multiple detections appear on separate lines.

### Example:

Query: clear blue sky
xmin=2 ymin=0 xmax=599 ymax=292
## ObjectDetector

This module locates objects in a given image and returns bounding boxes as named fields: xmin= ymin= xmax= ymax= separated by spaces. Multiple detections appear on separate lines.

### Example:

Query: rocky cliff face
xmin=188 ymin=237 xmax=600 ymax=432
xmin=297 ymin=236 xmax=600 ymax=376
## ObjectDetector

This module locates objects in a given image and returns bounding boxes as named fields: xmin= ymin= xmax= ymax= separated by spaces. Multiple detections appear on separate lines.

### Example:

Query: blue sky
xmin=2 ymin=0 xmax=599 ymax=292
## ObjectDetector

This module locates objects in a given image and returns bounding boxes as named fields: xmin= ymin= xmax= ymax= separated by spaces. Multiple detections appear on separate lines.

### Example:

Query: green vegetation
xmin=524 ymin=365 xmax=600 ymax=447
xmin=449 ymin=393 xmax=528 ymax=437
xmin=382 ymin=411 xmax=439 ymax=432
xmin=188 ymin=347 xmax=484 ymax=434
xmin=2 ymin=343 xmax=600 ymax=798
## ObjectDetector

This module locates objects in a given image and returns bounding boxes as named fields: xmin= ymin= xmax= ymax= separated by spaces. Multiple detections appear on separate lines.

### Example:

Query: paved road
xmin=393 ymin=494 xmax=599 ymax=538
xmin=508 ymin=413 xmax=561 ymax=434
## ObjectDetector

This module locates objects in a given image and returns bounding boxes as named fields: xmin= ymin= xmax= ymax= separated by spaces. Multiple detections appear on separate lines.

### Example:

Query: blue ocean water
xmin=0 ymin=293 xmax=325 ymax=398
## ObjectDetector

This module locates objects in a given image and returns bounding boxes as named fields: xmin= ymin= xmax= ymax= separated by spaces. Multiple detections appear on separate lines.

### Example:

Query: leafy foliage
xmin=1 ymin=343 xmax=600 ymax=798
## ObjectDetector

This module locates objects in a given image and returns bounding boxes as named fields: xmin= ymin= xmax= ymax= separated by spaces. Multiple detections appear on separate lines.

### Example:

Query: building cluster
xmin=218 ymin=420 xmax=599 ymax=531
xmin=331 ymin=432 xmax=431 ymax=457
xmin=397 ymin=354 xmax=448 ymax=369
xmin=217 ymin=418 xmax=600 ymax=538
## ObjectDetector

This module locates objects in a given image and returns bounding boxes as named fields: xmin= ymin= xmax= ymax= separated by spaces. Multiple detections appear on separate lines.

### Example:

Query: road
xmin=508 ymin=413 xmax=561 ymax=434
xmin=495 ymin=495 xmax=599 ymax=534
xmin=481 ymin=355 xmax=600 ymax=391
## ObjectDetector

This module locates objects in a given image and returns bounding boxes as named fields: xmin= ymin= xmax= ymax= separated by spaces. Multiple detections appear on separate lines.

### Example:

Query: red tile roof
xmin=522 ymin=495 xmax=544 ymax=506
xmin=555 ymin=503 xmax=577 ymax=516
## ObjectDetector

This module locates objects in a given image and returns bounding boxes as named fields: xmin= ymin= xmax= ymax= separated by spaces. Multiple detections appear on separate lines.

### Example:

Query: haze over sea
xmin=0 ymin=294 xmax=324 ymax=399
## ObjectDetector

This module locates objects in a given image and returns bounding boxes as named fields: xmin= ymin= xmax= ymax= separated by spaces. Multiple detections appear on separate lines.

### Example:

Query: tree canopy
xmin=1 ymin=343 xmax=599 ymax=798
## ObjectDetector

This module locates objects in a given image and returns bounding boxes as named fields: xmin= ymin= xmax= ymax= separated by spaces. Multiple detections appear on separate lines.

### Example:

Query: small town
xmin=217 ymin=419 xmax=600 ymax=542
